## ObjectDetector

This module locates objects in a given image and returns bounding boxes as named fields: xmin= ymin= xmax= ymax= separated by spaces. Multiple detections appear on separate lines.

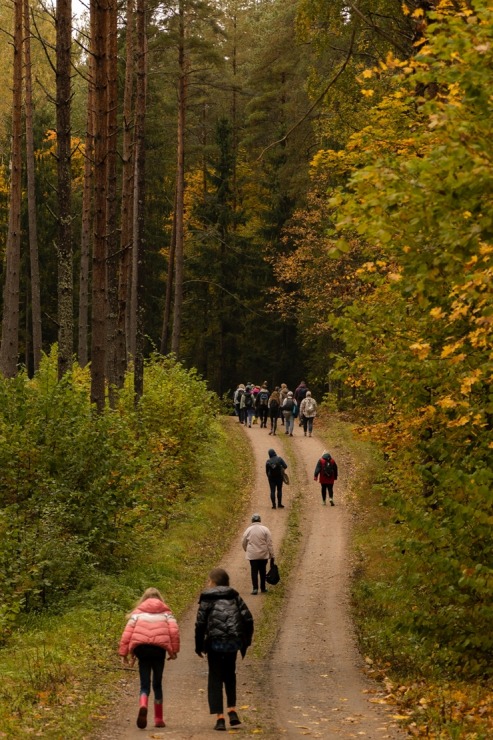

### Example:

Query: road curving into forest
xmin=95 ymin=417 xmax=404 ymax=739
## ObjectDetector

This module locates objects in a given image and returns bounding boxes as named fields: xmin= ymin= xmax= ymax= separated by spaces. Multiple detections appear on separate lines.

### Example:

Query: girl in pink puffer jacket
xmin=119 ymin=587 xmax=180 ymax=730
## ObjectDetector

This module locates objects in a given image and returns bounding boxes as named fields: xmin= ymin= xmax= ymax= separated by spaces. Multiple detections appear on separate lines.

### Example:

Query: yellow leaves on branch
xmin=409 ymin=342 xmax=431 ymax=360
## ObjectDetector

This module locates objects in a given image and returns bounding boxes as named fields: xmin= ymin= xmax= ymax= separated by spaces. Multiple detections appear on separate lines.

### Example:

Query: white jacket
xmin=242 ymin=523 xmax=274 ymax=560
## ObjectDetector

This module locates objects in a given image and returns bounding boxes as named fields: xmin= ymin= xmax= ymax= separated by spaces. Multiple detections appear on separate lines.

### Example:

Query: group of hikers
xmin=233 ymin=379 xmax=318 ymax=437
xmin=117 ymin=379 xmax=338 ymax=733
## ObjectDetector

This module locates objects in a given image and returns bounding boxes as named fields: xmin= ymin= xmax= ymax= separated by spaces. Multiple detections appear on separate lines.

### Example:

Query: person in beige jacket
xmin=242 ymin=514 xmax=275 ymax=595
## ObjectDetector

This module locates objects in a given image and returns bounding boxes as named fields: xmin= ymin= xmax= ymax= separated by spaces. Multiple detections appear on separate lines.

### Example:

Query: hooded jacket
xmin=195 ymin=585 xmax=254 ymax=657
xmin=118 ymin=597 xmax=180 ymax=657
xmin=314 ymin=453 xmax=338 ymax=484
xmin=265 ymin=448 xmax=287 ymax=481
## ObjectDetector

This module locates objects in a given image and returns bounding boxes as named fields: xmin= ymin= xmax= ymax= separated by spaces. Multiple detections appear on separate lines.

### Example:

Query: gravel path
xmin=94 ymin=418 xmax=404 ymax=739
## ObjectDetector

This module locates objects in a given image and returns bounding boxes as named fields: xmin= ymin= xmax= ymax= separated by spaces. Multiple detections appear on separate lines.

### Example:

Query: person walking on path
xmin=233 ymin=384 xmax=245 ymax=421
xmin=256 ymin=382 xmax=270 ymax=428
xmin=118 ymin=587 xmax=180 ymax=730
xmin=279 ymin=383 xmax=289 ymax=426
xmin=242 ymin=384 xmax=255 ymax=427
xmin=300 ymin=391 xmax=317 ymax=437
xmin=268 ymin=387 xmax=281 ymax=435
xmin=265 ymin=447 xmax=288 ymax=509
xmin=314 ymin=451 xmax=338 ymax=506
xmin=195 ymin=567 xmax=254 ymax=732
xmin=282 ymin=390 xmax=297 ymax=436
xmin=294 ymin=380 xmax=308 ymax=425
xmin=242 ymin=514 xmax=275 ymax=595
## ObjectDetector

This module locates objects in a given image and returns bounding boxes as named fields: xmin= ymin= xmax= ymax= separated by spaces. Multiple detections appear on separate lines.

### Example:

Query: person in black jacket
xmin=195 ymin=568 xmax=254 ymax=731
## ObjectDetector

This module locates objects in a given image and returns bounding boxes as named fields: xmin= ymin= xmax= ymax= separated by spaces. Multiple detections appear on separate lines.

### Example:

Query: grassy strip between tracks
xmin=0 ymin=418 xmax=251 ymax=739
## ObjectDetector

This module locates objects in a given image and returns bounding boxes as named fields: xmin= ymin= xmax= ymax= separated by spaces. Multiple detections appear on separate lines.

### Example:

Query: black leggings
xmin=269 ymin=477 xmax=283 ymax=507
xmin=321 ymin=483 xmax=334 ymax=502
xmin=133 ymin=644 xmax=166 ymax=701
xmin=207 ymin=650 xmax=238 ymax=714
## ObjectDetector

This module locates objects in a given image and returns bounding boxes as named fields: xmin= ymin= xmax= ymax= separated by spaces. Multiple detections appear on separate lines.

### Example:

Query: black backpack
xmin=283 ymin=398 xmax=294 ymax=412
xmin=244 ymin=391 xmax=253 ymax=408
xmin=267 ymin=458 xmax=282 ymax=476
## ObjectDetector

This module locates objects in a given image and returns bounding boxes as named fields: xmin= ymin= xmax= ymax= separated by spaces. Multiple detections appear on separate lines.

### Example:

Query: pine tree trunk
xmin=23 ymin=0 xmax=42 ymax=373
xmin=170 ymin=0 xmax=186 ymax=357
xmin=91 ymin=0 xmax=109 ymax=410
xmin=78 ymin=14 xmax=95 ymax=368
xmin=105 ymin=0 xmax=119 ymax=405
xmin=117 ymin=0 xmax=135 ymax=384
xmin=0 ymin=0 xmax=23 ymax=378
xmin=133 ymin=0 xmax=147 ymax=401
xmin=56 ymin=0 xmax=73 ymax=380
xmin=160 ymin=191 xmax=176 ymax=355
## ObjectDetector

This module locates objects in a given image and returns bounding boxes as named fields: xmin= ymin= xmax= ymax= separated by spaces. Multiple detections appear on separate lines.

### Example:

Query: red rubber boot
xmin=154 ymin=701 xmax=166 ymax=728
xmin=136 ymin=694 xmax=148 ymax=729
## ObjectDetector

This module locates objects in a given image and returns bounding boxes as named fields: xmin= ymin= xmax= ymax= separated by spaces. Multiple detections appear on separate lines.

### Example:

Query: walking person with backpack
xmin=282 ymin=391 xmax=297 ymax=436
xmin=256 ymin=382 xmax=270 ymax=428
xmin=195 ymin=568 xmax=254 ymax=732
xmin=300 ymin=391 xmax=317 ymax=437
xmin=242 ymin=384 xmax=255 ymax=427
xmin=314 ymin=451 xmax=338 ymax=506
xmin=265 ymin=447 xmax=288 ymax=509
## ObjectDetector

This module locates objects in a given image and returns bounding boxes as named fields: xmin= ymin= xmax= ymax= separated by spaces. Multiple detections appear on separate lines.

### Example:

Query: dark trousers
xmin=321 ymin=483 xmax=334 ymax=502
xmin=249 ymin=558 xmax=268 ymax=591
xmin=133 ymin=644 xmax=166 ymax=701
xmin=269 ymin=477 xmax=283 ymax=507
xmin=207 ymin=650 xmax=238 ymax=714
xmin=258 ymin=406 xmax=268 ymax=426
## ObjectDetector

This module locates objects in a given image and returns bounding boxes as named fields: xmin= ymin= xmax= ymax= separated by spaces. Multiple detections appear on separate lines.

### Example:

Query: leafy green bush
xmin=0 ymin=351 xmax=220 ymax=636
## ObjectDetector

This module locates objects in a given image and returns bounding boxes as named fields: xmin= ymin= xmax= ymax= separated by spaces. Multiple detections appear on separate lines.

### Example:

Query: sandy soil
xmin=94 ymin=417 xmax=405 ymax=739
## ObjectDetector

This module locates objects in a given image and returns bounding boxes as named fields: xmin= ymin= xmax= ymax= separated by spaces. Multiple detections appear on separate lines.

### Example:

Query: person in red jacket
xmin=314 ymin=451 xmax=338 ymax=506
xmin=119 ymin=587 xmax=180 ymax=729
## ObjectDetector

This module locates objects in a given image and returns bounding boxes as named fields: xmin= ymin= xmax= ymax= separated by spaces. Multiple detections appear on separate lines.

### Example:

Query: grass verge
xmin=0 ymin=417 xmax=251 ymax=739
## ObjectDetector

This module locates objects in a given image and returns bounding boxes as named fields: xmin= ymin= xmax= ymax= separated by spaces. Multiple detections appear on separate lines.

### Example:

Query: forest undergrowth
xmin=332 ymin=417 xmax=493 ymax=739
xmin=0 ymin=355 xmax=252 ymax=738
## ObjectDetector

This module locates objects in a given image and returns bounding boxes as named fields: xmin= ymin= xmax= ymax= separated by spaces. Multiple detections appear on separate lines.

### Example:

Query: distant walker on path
xmin=265 ymin=447 xmax=288 ymax=509
xmin=242 ymin=514 xmax=275 ymax=594
xmin=314 ymin=451 xmax=338 ymax=506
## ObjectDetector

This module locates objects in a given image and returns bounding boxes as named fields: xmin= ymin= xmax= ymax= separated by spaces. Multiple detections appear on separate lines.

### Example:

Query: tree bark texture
xmin=0 ymin=0 xmax=23 ymax=378
xmin=132 ymin=0 xmax=147 ymax=401
xmin=91 ymin=0 xmax=109 ymax=410
xmin=78 ymin=14 xmax=96 ymax=368
xmin=170 ymin=0 xmax=186 ymax=358
xmin=105 ymin=0 xmax=120 ymax=405
xmin=23 ymin=0 xmax=42 ymax=373
xmin=117 ymin=0 xmax=135 ymax=385
xmin=56 ymin=0 xmax=73 ymax=380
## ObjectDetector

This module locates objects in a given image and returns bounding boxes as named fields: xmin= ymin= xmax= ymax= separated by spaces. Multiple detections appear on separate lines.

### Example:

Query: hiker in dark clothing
xmin=256 ymin=382 xmax=270 ymax=428
xmin=195 ymin=568 xmax=253 ymax=731
xmin=268 ymin=388 xmax=281 ymax=435
xmin=265 ymin=448 xmax=288 ymax=509
xmin=314 ymin=451 xmax=338 ymax=505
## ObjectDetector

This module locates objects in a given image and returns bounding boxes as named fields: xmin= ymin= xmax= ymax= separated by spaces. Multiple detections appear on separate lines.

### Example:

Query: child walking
xmin=195 ymin=568 xmax=254 ymax=731
xmin=119 ymin=587 xmax=180 ymax=729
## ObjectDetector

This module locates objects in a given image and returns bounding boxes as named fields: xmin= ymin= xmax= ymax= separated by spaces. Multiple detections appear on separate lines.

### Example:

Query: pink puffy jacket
xmin=118 ymin=598 xmax=180 ymax=657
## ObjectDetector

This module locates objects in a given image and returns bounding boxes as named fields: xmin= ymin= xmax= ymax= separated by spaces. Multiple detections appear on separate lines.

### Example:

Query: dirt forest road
xmin=96 ymin=417 xmax=405 ymax=740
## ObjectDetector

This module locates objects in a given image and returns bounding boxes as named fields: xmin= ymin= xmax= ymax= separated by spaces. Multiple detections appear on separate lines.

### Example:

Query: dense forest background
xmin=0 ymin=0 xmax=492 ymax=732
